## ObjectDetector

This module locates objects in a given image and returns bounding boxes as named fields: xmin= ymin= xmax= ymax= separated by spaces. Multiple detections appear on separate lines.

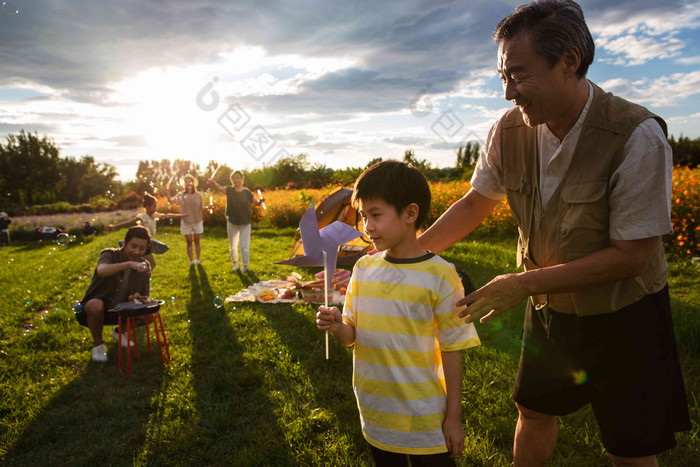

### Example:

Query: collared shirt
xmin=471 ymin=82 xmax=673 ymax=240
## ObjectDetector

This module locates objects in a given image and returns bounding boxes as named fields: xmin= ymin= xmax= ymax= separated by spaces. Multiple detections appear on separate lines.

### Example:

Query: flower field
xmin=11 ymin=166 xmax=700 ymax=257
xmin=154 ymin=171 xmax=700 ymax=256
xmin=669 ymin=166 xmax=700 ymax=256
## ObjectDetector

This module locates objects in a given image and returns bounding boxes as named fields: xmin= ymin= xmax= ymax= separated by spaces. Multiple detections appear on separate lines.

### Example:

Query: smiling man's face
xmin=498 ymin=31 xmax=567 ymax=128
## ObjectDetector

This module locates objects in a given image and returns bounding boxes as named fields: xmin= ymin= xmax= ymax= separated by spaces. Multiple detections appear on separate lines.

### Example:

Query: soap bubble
xmin=22 ymin=323 xmax=35 ymax=334
xmin=69 ymin=235 xmax=77 ymax=243
xmin=71 ymin=301 xmax=83 ymax=314
xmin=213 ymin=296 xmax=224 ymax=308
xmin=56 ymin=233 xmax=70 ymax=246
xmin=170 ymin=296 xmax=177 ymax=305
xmin=3 ymin=2 xmax=19 ymax=14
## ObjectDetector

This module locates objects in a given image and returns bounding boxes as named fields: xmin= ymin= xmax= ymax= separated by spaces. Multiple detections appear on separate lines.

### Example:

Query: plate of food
xmin=256 ymin=288 xmax=281 ymax=303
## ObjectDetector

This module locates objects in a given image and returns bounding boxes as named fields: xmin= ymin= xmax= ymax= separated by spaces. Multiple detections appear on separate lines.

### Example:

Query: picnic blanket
xmin=225 ymin=278 xmax=346 ymax=305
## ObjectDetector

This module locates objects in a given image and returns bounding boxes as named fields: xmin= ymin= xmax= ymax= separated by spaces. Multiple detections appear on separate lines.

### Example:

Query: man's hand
xmin=131 ymin=261 xmax=151 ymax=276
xmin=442 ymin=416 xmax=465 ymax=458
xmin=128 ymin=292 xmax=153 ymax=304
xmin=458 ymin=273 xmax=528 ymax=323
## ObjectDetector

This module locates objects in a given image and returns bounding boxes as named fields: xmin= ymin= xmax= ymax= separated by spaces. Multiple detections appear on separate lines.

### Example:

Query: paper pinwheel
xmin=276 ymin=204 xmax=363 ymax=283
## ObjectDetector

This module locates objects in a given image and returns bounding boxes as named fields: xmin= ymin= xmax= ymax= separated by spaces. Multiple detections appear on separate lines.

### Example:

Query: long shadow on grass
xmin=4 ymin=340 xmax=165 ymax=465
xmin=182 ymin=264 xmax=294 ymax=465
xmin=258 ymin=304 xmax=371 ymax=461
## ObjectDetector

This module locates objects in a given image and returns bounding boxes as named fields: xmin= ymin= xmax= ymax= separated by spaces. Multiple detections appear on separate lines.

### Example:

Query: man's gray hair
xmin=494 ymin=0 xmax=595 ymax=78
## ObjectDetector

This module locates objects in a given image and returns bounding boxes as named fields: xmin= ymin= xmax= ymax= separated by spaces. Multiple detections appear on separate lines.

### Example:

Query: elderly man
xmin=419 ymin=1 xmax=690 ymax=465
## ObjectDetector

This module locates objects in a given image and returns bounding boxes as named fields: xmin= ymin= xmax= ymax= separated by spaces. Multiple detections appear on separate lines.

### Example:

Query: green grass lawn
xmin=0 ymin=227 xmax=698 ymax=466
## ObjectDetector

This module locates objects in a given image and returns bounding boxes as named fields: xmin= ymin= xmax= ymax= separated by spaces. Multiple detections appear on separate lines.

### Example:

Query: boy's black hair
xmin=351 ymin=160 xmax=431 ymax=230
xmin=230 ymin=170 xmax=244 ymax=181
xmin=124 ymin=225 xmax=151 ymax=250
xmin=143 ymin=193 xmax=156 ymax=207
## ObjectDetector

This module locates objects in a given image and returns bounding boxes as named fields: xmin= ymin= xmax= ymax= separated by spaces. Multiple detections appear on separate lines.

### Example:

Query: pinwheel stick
xmin=257 ymin=189 xmax=267 ymax=210
xmin=323 ymin=250 xmax=329 ymax=360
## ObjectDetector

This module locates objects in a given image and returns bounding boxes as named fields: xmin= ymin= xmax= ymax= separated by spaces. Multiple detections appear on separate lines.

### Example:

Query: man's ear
xmin=560 ymin=45 xmax=581 ymax=77
xmin=403 ymin=203 xmax=420 ymax=224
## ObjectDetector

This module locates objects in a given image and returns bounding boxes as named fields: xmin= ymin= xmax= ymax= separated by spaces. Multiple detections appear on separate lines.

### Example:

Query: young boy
xmin=316 ymin=160 xmax=480 ymax=465
xmin=75 ymin=225 xmax=153 ymax=362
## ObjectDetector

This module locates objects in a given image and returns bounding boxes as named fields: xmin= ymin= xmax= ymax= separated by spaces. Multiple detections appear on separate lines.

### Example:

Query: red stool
xmin=114 ymin=301 xmax=170 ymax=373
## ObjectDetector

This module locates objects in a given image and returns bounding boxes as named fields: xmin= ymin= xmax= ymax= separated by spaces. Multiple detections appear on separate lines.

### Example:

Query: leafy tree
xmin=0 ymin=131 xmax=64 ymax=207
xmin=402 ymin=149 xmax=432 ymax=173
xmin=668 ymin=135 xmax=700 ymax=168
xmin=59 ymin=155 xmax=118 ymax=204
xmin=366 ymin=157 xmax=383 ymax=168
xmin=456 ymin=142 xmax=480 ymax=169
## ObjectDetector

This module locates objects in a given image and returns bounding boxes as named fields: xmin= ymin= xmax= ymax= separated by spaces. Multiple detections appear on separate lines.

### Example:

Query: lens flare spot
xmin=571 ymin=369 xmax=588 ymax=386
xmin=490 ymin=318 xmax=504 ymax=331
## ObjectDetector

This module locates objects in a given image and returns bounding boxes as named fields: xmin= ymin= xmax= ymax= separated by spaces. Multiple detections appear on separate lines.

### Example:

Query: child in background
xmin=167 ymin=174 xmax=206 ymax=266
xmin=0 ymin=212 xmax=11 ymax=246
xmin=107 ymin=193 xmax=187 ymax=270
xmin=316 ymin=160 xmax=480 ymax=466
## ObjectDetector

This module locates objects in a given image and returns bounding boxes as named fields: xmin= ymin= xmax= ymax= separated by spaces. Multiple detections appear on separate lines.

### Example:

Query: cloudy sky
xmin=1 ymin=0 xmax=699 ymax=181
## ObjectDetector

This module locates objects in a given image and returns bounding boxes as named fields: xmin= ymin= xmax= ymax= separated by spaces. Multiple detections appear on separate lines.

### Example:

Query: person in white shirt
xmin=418 ymin=1 xmax=690 ymax=465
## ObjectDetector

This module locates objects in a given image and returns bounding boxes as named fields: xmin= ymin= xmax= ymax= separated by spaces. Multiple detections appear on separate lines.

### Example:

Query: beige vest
xmin=501 ymin=82 xmax=669 ymax=316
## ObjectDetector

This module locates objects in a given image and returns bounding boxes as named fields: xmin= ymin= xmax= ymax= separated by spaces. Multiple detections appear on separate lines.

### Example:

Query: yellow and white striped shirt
xmin=343 ymin=252 xmax=480 ymax=454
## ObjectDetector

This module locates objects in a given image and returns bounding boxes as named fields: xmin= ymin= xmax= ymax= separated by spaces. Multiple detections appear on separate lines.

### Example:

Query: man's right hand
xmin=131 ymin=261 xmax=150 ymax=275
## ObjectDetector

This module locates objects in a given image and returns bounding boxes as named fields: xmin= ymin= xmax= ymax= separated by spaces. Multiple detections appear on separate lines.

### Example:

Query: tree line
xmin=1 ymin=129 xmax=699 ymax=211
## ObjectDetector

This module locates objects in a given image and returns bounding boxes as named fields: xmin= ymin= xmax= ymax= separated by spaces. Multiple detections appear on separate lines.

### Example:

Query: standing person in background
xmin=0 ymin=212 xmax=11 ymax=246
xmin=168 ymin=174 xmax=205 ymax=266
xmin=208 ymin=170 xmax=264 ymax=273
xmin=419 ymin=1 xmax=690 ymax=465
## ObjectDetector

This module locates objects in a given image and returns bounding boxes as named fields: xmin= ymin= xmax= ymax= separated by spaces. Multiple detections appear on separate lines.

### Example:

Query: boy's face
xmin=358 ymin=198 xmax=416 ymax=253
xmin=231 ymin=173 xmax=243 ymax=188
xmin=124 ymin=237 xmax=148 ymax=261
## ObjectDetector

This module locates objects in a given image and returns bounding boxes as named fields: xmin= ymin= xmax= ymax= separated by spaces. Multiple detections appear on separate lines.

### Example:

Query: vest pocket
xmin=560 ymin=180 xmax=609 ymax=260
xmin=504 ymin=173 xmax=532 ymax=228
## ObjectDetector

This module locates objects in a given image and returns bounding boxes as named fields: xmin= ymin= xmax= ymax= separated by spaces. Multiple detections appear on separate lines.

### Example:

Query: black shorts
xmin=75 ymin=298 xmax=120 ymax=327
xmin=512 ymin=285 xmax=691 ymax=457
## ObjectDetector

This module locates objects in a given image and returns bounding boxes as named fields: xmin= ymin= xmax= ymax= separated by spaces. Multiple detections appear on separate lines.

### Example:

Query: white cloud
xmin=666 ymin=112 xmax=700 ymax=124
xmin=590 ymin=2 xmax=700 ymax=66
xmin=599 ymin=71 xmax=700 ymax=106
xmin=597 ymin=34 xmax=684 ymax=66
xmin=589 ymin=3 xmax=700 ymax=38
xmin=675 ymin=55 xmax=700 ymax=65
xmin=449 ymin=66 xmax=500 ymax=99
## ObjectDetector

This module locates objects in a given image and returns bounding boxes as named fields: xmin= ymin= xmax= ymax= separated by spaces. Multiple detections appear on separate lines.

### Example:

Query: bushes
xmin=7 ymin=166 xmax=700 ymax=257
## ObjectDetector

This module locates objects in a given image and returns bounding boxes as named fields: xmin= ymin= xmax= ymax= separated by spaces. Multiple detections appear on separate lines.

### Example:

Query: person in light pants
xmin=209 ymin=170 xmax=264 ymax=273
xmin=226 ymin=222 xmax=251 ymax=272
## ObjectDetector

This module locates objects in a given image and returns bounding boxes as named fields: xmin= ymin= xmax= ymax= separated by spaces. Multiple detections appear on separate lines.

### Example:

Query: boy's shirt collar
xmin=382 ymin=250 xmax=435 ymax=264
